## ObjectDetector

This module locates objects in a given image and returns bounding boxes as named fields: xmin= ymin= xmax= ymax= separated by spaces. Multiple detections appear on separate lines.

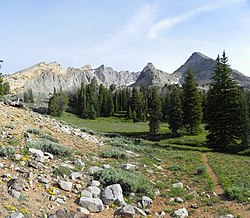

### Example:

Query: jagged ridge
xmin=4 ymin=52 xmax=250 ymax=94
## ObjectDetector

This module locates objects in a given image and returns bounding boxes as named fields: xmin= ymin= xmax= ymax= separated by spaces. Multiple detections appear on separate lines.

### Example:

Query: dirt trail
xmin=202 ymin=153 xmax=225 ymax=198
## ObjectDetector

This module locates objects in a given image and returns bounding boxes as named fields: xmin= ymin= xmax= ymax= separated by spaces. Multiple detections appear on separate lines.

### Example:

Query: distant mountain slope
xmin=5 ymin=62 xmax=140 ymax=94
xmin=173 ymin=52 xmax=250 ymax=87
xmin=132 ymin=63 xmax=178 ymax=87
xmin=4 ymin=52 xmax=250 ymax=95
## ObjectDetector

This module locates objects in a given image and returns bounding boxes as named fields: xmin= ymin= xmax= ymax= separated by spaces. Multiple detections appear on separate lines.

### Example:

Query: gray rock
xmin=77 ymin=207 xmax=90 ymax=215
xmin=8 ymin=189 xmax=21 ymax=199
xmin=175 ymin=197 xmax=184 ymax=203
xmin=87 ymin=186 xmax=101 ymax=198
xmin=160 ymin=210 xmax=166 ymax=217
xmin=7 ymin=178 xmax=25 ymax=191
xmin=8 ymin=213 xmax=24 ymax=218
xmin=44 ymin=152 xmax=54 ymax=159
xmin=38 ymin=176 xmax=50 ymax=184
xmin=172 ymin=182 xmax=183 ymax=188
xmin=88 ymin=166 xmax=103 ymax=174
xmin=28 ymin=148 xmax=44 ymax=158
xmin=60 ymin=126 xmax=71 ymax=135
xmin=103 ymin=164 xmax=110 ymax=169
xmin=134 ymin=206 xmax=147 ymax=216
xmin=172 ymin=208 xmax=188 ymax=218
xmin=81 ymin=190 xmax=92 ymax=198
xmin=70 ymin=172 xmax=82 ymax=180
xmin=74 ymin=159 xmax=85 ymax=167
xmin=28 ymin=160 xmax=43 ymax=169
xmin=141 ymin=196 xmax=153 ymax=208
xmin=114 ymin=204 xmax=135 ymax=218
xmin=58 ymin=180 xmax=73 ymax=191
xmin=102 ymin=184 xmax=125 ymax=206
xmin=55 ymin=197 xmax=66 ymax=204
xmin=79 ymin=197 xmax=104 ymax=212
xmin=219 ymin=215 xmax=234 ymax=218
xmin=120 ymin=163 xmax=136 ymax=171
xmin=90 ymin=180 xmax=100 ymax=187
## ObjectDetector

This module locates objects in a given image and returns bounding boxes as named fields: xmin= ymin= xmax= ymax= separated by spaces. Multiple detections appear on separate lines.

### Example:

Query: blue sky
xmin=1 ymin=0 xmax=250 ymax=75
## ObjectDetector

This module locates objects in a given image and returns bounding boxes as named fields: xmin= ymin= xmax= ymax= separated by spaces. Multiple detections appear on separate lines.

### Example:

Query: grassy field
xmin=56 ymin=112 xmax=209 ymax=150
xmin=207 ymin=152 xmax=250 ymax=202
xmin=56 ymin=112 xmax=149 ymax=135
xmin=56 ymin=112 xmax=250 ymax=203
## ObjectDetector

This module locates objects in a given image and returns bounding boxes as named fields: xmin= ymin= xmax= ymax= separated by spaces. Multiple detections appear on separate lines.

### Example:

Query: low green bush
xmin=41 ymin=134 xmax=59 ymax=143
xmin=53 ymin=166 xmax=72 ymax=177
xmin=225 ymin=186 xmax=250 ymax=202
xmin=26 ymin=140 xmax=73 ymax=157
xmin=238 ymin=148 xmax=250 ymax=156
xmin=94 ymin=168 xmax=153 ymax=195
xmin=196 ymin=166 xmax=206 ymax=175
xmin=0 ymin=146 xmax=15 ymax=158
xmin=101 ymin=148 xmax=128 ymax=159
xmin=28 ymin=128 xmax=59 ymax=143
xmin=107 ymin=137 xmax=154 ymax=154
xmin=28 ymin=128 xmax=42 ymax=135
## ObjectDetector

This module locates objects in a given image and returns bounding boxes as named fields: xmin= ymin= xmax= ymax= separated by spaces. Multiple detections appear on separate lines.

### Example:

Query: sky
xmin=1 ymin=0 xmax=250 ymax=75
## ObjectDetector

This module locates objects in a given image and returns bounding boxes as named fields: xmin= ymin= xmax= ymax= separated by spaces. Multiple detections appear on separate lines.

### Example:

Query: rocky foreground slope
xmin=0 ymin=103 xmax=249 ymax=218
xmin=4 ymin=52 xmax=250 ymax=96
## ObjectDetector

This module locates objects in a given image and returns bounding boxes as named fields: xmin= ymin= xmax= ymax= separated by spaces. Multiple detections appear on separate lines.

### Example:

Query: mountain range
xmin=4 ymin=52 xmax=250 ymax=95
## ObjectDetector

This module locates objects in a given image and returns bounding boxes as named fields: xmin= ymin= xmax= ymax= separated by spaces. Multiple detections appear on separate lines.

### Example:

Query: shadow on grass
xmin=110 ymin=131 xmax=210 ymax=153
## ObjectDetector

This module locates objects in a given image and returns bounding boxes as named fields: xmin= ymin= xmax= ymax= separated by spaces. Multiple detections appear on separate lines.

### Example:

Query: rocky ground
xmin=0 ymin=102 xmax=249 ymax=218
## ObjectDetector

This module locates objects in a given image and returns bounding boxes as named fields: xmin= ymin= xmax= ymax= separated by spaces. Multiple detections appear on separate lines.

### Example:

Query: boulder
xmin=172 ymin=208 xmax=188 ymax=218
xmin=175 ymin=197 xmax=184 ymax=203
xmin=71 ymin=172 xmax=82 ymax=180
xmin=141 ymin=196 xmax=153 ymax=208
xmin=87 ymin=186 xmax=101 ymax=198
xmin=28 ymin=148 xmax=44 ymax=158
xmin=172 ymin=182 xmax=183 ymax=188
xmin=7 ymin=178 xmax=25 ymax=191
xmin=8 ymin=189 xmax=21 ymax=199
xmin=114 ymin=204 xmax=135 ymax=218
xmin=88 ymin=166 xmax=103 ymax=174
xmin=81 ymin=190 xmax=93 ymax=198
xmin=219 ymin=215 xmax=234 ymax=218
xmin=102 ymin=184 xmax=125 ymax=206
xmin=90 ymin=180 xmax=100 ymax=187
xmin=9 ymin=213 xmax=24 ymax=218
xmin=74 ymin=159 xmax=85 ymax=167
xmin=120 ymin=163 xmax=136 ymax=171
xmin=79 ymin=197 xmax=104 ymax=212
xmin=58 ymin=180 xmax=73 ymax=191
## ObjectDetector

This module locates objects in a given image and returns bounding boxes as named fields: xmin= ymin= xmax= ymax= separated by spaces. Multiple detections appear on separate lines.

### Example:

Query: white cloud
xmin=93 ymin=4 xmax=156 ymax=55
xmin=149 ymin=0 xmax=247 ymax=39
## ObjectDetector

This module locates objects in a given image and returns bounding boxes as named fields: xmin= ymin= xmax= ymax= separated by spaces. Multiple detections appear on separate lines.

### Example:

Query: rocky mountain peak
xmin=186 ymin=52 xmax=212 ymax=65
xmin=144 ymin=62 xmax=155 ymax=71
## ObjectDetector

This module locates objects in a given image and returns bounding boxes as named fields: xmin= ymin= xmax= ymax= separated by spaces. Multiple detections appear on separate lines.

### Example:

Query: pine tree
xmin=148 ymin=88 xmax=162 ymax=136
xmin=48 ymin=91 xmax=69 ymax=116
xmin=206 ymin=52 xmax=249 ymax=151
xmin=168 ymin=85 xmax=183 ymax=134
xmin=182 ymin=69 xmax=202 ymax=135
xmin=0 ymin=72 xmax=4 ymax=96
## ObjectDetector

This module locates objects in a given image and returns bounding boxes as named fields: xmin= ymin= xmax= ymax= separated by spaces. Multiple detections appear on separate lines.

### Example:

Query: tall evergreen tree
xmin=48 ymin=91 xmax=69 ymax=116
xmin=148 ymin=88 xmax=162 ymax=136
xmin=168 ymin=85 xmax=183 ymax=134
xmin=131 ymin=87 xmax=143 ymax=122
xmin=182 ymin=69 xmax=202 ymax=134
xmin=206 ymin=52 xmax=249 ymax=151
xmin=0 ymin=71 xmax=4 ymax=97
